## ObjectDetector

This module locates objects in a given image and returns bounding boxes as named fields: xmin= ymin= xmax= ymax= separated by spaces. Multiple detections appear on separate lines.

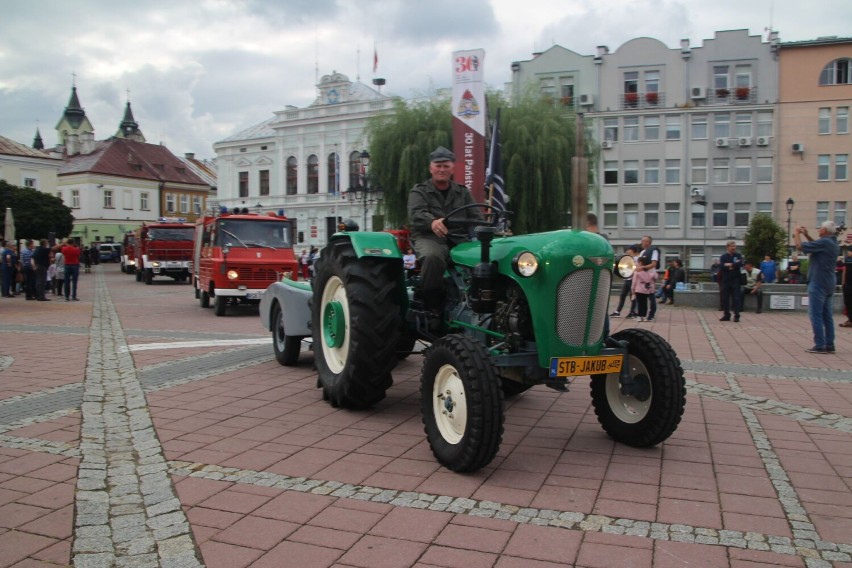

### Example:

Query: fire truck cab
xmin=121 ymin=231 xmax=137 ymax=274
xmin=134 ymin=218 xmax=195 ymax=285
xmin=194 ymin=207 xmax=299 ymax=316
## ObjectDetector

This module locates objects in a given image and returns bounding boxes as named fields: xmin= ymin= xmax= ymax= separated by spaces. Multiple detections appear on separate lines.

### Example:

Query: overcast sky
xmin=1 ymin=0 xmax=849 ymax=159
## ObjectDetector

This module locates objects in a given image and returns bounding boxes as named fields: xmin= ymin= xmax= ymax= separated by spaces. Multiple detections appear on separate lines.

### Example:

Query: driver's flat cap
xmin=429 ymin=146 xmax=455 ymax=162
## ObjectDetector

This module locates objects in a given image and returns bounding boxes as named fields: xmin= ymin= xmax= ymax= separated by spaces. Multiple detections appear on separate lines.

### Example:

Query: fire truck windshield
xmin=148 ymin=227 xmax=194 ymax=241
xmin=217 ymin=219 xmax=291 ymax=249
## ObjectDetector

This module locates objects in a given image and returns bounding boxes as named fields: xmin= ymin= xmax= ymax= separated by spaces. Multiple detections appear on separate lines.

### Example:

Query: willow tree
xmin=367 ymin=93 xmax=583 ymax=234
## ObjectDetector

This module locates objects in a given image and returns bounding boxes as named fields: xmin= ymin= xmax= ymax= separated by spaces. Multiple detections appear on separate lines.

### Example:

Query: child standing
xmin=631 ymin=256 xmax=658 ymax=322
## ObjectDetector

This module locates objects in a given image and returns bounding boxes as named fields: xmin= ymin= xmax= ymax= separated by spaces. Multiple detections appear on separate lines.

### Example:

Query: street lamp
xmin=785 ymin=197 xmax=795 ymax=258
xmin=345 ymin=150 xmax=383 ymax=231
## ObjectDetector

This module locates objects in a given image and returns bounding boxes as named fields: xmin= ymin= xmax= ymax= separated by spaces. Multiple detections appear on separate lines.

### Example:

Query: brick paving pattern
xmin=0 ymin=265 xmax=850 ymax=567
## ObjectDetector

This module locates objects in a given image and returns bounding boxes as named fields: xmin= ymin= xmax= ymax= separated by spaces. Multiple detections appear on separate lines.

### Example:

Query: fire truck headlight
xmin=151 ymin=261 xmax=161 ymax=268
xmin=227 ymin=270 xmax=239 ymax=280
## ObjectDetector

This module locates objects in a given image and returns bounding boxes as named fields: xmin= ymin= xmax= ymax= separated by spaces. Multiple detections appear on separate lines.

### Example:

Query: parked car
xmin=98 ymin=243 xmax=121 ymax=263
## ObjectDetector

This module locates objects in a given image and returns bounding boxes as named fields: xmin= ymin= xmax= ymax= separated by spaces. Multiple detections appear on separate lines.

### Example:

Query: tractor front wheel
xmin=272 ymin=302 xmax=301 ymax=366
xmin=421 ymin=334 xmax=504 ymax=472
xmin=590 ymin=328 xmax=685 ymax=447
xmin=312 ymin=240 xmax=402 ymax=409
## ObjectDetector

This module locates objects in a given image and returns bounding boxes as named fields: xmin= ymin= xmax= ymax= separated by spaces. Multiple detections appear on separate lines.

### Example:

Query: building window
xmin=712 ymin=158 xmax=729 ymax=184
xmin=756 ymin=202 xmax=772 ymax=215
xmin=690 ymin=158 xmax=707 ymax=184
xmin=644 ymin=203 xmax=659 ymax=227
xmin=818 ymin=155 xmax=831 ymax=181
xmin=643 ymin=160 xmax=659 ymax=184
xmin=539 ymin=77 xmax=556 ymax=99
xmin=735 ymin=112 xmax=752 ymax=137
xmin=691 ymin=202 xmax=706 ymax=228
xmin=712 ymin=202 xmax=728 ymax=227
xmin=734 ymin=158 xmax=751 ymax=183
xmin=734 ymin=202 xmax=750 ymax=227
xmin=72 ymin=189 xmax=80 ymax=208
xmin=166 ymin=193 xmax=175 ymax=213
xmin=603 ymin=204 xmax=618 ymax=227
xmin=644 ymin=115 xmax=659 ymax=140
xmin=193 ymin=196 xmax=202 ymax=215
xmin=837 ymin=154 xmax=849 ymax=181
xmin=819 ymin=108 xmax=831 ymax=134
xmin=140 ymin=192 xmax=149 ymax=210
xmin=24 ymin=178 xmax=37 ymax=188
xmin=665 ymin=115 xmax=680 ymax=140
xmin=838 ymin=107 xmax=849 ymax=134
xmin=624 ymin=160 xmax=639 ymax=184
xmin=756 ymin=112 xmax=773 ymax=137
xmin=104 ymin=190 xmax=113 ymax=209
xmin=623 ymin=71 xmax=639 ymax=95
xmin=644 ymin=70 xmax=660 ymax=96
xmin=665 ymin=203 xmax=680 ymax=227
xmin=623 ymin=117 xmax=639 ymax=142
xmin=713 ymin=65 xmax=729 ymax=92
xmin=604 ymin=161 xmax=618 ymax=185
xmin=665 ymin=159 xmax=680 ymax=184
xmin=735 ymin=65 xmax=752 ymax=89
xmin=834 ymin=201 xmax=847 ymax=227
xmin=349 ymin=151 xmax=362 ymax=188
xmin=238 ymin=171 xmax=249 ymax=197
xmin=286 ymin=156 xmax=297 ymax=195
xmin=327 ymin=153 xmax=339 ymax=194
xmin=259 ymin=169 xmax=270 ymax=196
xmin=307 ymin=155 xmax=319 ymax=194
xmin=714 ymin=113 xmax=730 ymax=138
xmin=816 ymin=201 xmax=829 ymax=223
xmin=691 ymin=115 xmax=708 ymax=139
xmin=603 ymin=118 xmax=619 ymax=142
xmin=756 ymin=157 xmax=773 ymax=182
xmin=819 ymin=58 xmax=851 ymax=86
xmin=180 ymin=194 xmax=189 ymax=214
xmin=560 ymin=76 xmax=575 ymax=102
xmin=623 ymin=203 xmax=639 ymax=228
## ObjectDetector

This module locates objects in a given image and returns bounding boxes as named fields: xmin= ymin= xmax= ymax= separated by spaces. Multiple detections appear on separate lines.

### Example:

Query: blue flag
xmin=485 ymin=108 xmax=507 ymax=212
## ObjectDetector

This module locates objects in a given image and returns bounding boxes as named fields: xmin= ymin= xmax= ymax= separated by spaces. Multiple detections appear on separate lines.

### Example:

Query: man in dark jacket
xmin=32 ymin=239 xmax=52 ymax=301
xmin=719 ymin=240 xmax=744 ymax=322
xmin=408 ymin=146 xmax=483 ymax=321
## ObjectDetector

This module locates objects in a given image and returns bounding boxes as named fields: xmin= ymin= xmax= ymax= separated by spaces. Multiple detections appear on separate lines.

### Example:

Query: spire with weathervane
xmin=55 ymin=76 xmax=95 ymax=145
xmin=32 ymin=128 xmax=44 ymax=150
xmin=115 ymin=94 xmax=146 ymax=142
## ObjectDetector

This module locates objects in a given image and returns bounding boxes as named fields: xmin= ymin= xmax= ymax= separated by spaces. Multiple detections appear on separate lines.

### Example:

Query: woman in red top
xmin=60 ymin=239 xmax=81 ymax=301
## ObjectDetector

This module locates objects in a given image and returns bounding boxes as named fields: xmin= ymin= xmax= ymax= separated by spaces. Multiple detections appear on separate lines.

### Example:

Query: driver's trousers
xmin=412 ymin=237 xmax=450 ymax=310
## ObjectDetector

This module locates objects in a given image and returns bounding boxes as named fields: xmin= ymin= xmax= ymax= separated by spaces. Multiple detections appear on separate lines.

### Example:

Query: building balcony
xmin=620 ymin=92 xmax=666 ymax=110
xmin=712 ymin=86 xmax=758 ymax=104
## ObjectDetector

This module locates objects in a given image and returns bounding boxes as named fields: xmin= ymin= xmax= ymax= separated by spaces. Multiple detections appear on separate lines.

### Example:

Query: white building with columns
xmin=214 ymin=72 xmax=397 ymax=247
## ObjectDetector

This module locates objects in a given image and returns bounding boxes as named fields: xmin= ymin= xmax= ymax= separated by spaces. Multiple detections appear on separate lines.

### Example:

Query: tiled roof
xmin=180 ymin=155 xmax=217 ymax=187
xmin=58 ymin=138 xmax=207 ymax=186
xmin=0 ymin=135 xmax=60 ymax=160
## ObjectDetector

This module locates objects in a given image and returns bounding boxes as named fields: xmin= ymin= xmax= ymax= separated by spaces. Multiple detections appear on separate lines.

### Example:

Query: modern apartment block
xmin=513 ymin=29 xmax=781 ymax=268
xmin=777 ymin=37 xmax=851 ymax=245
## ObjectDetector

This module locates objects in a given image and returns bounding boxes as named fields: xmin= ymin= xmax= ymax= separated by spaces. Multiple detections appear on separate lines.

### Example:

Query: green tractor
xmin=259 ymin=205 xmax=686 ymax=472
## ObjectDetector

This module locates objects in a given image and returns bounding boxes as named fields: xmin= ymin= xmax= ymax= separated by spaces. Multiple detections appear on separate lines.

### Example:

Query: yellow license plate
xmin=549 ymin=355 xmax=623 ymax=377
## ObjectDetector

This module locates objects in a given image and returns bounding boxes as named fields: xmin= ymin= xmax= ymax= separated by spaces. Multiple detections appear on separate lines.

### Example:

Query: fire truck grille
xmin=555 ymin=268 xmax=610 ymax=347
xmin=237 ymin=267 xmax=279 ymax=282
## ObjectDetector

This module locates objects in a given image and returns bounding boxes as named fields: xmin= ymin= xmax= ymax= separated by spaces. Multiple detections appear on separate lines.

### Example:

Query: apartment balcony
xmin=620 ymin=92 xmax=666 ymax=110
xmin=712 ymin=86 xmax=758 ymax=105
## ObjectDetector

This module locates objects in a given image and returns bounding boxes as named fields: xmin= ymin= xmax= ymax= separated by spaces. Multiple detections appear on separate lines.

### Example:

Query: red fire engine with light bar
xmin=193 ymin=206 xmax=299 ymax=316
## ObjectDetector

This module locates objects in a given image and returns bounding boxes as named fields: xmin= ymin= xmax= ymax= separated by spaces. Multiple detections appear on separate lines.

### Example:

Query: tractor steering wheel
xmin=442 ymin=203 xmax=507 ymax=241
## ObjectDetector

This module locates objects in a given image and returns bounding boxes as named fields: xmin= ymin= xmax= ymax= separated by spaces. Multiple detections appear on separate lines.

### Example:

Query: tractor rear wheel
xmin=272 ymin=302 xmax=301 ymax=366
xmin=312 ymin=240 xmax=402 ymax=409
xmin=590 ymin=328 xmax=685 ymax=447
xmin=421 ymin=334 xmax=504 ymax=472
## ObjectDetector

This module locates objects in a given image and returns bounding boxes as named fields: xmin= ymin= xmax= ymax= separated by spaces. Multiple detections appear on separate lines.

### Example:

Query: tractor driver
xmin=408 ymin=146 xmax=483 ymax=322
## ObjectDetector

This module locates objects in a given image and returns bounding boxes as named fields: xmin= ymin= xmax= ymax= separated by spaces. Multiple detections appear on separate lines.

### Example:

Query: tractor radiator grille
xmin=556 ymin=269 xmax=611 ymax=347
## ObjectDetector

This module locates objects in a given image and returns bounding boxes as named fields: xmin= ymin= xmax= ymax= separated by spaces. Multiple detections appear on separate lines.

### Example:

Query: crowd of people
xmin=0 ymin=238 xmax=100 ymax=302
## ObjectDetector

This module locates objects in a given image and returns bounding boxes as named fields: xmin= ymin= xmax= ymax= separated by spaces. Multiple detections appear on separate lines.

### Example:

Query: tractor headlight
xmin=512 ymin=251 xmax=539 ymax=277
xmin=616 ymin=254 xmax=636 ymax=279
xmin=227 ymin=270 xmax=239 ymax=280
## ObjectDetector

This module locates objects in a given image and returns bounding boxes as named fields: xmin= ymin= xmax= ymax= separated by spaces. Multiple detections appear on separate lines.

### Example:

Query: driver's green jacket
xmin=407 ymin=179 xmax=483 ymax=247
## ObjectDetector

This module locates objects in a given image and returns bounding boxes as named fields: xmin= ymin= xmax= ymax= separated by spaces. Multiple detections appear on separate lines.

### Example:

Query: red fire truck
xmin=194 ymin=207 xmax=299 ymax=316
xmin=134 ymin=218 xmax=195 ymax=285
xmin=120 ymin=231 xmax=137 ymax=274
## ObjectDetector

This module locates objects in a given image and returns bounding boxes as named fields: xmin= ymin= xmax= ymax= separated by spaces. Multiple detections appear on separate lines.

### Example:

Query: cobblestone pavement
xmin=1 ymin=265 xmax=851 ymax=567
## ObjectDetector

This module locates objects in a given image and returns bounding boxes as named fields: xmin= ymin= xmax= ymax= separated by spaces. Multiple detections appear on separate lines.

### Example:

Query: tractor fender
xmin=259 ymin=279 xmax=312 ymax=336
xmin=330 ymin=231 xmax=402 ymax=259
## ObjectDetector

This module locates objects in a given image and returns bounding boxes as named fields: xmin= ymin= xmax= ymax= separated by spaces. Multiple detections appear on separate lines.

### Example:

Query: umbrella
xmin=3 ymin=207 xmax=13 ymax=243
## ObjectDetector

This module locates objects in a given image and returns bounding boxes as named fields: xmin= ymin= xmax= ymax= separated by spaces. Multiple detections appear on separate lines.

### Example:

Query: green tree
xmin=742 ymin=213 xmax=787 ymax=264
xmin=367 ymin=92 xmax=588 ymax=234
xmin=0 ymin=180 xmax=75 ymax=240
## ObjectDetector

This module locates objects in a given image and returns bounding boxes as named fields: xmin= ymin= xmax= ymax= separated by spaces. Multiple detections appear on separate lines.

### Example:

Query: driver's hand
xmin=431 ymin=218 xmax=448 ymax=238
